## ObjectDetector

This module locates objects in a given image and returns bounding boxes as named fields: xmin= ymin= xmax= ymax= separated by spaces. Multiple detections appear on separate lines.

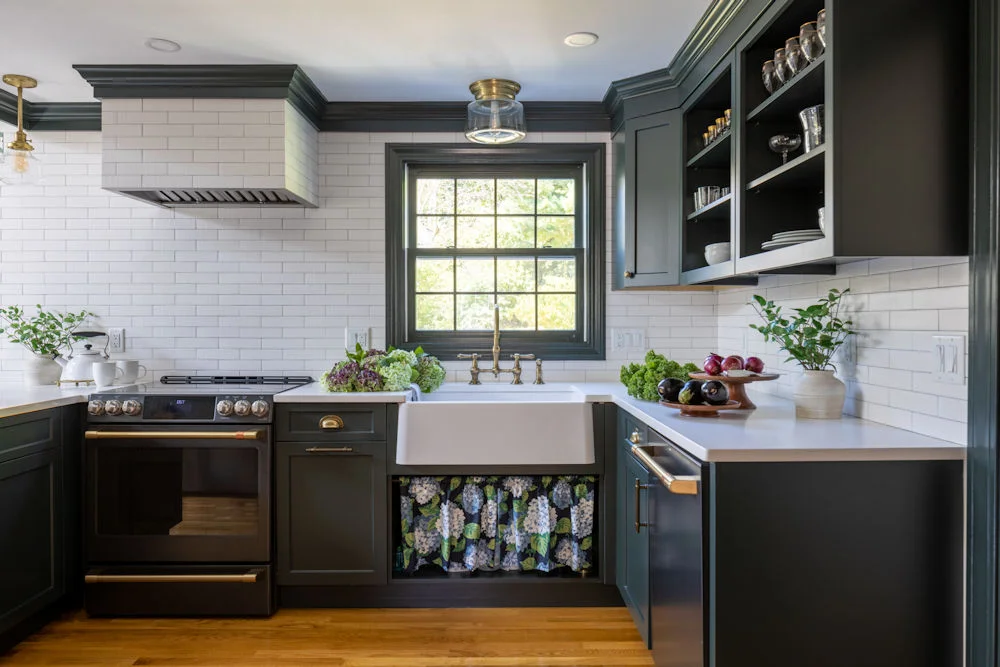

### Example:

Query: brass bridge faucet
xmin=457 ymin=305 xmax=544 ymax=385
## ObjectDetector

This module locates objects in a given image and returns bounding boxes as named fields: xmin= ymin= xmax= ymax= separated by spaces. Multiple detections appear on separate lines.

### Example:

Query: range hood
xmin=101 ymin=98 xmax=318 ymax=208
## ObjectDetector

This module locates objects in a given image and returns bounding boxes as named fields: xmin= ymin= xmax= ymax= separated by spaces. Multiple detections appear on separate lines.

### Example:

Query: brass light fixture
xmin=465 ymin=79 xmax=526 ymax=145
xmin=1 ymin=74 xmax=43 ymax=186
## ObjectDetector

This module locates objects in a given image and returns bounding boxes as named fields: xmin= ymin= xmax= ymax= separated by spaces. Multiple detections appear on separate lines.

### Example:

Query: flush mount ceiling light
xmin=465 ymin=79 xmax=526 ymax=145
xmin=145 ymin=38 xmax=182 ymax=52
xmin=563 ymin=32 xmax=599 ymax=47
xmin=0 ymin=74 xmax=43 ymax=187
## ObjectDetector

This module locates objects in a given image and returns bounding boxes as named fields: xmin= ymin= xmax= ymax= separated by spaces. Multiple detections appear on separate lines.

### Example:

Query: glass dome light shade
xmin=465 ymin=79 xmax=526 ymax=145
xmin=0 ymin=146 xmax=44 ymax=186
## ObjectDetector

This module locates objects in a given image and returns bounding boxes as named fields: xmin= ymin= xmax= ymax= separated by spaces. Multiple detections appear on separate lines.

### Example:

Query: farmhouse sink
xmin=396 ymin=383 xmax=594 ymax=465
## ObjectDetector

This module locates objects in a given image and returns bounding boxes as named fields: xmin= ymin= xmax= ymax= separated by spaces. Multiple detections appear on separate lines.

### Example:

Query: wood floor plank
xmin=1 ymin=608 xmax=653 ymax=667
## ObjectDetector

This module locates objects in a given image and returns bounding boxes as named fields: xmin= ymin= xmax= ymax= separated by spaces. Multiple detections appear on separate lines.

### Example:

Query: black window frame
xmin=386 ymin=143 xmax=605 ymax=361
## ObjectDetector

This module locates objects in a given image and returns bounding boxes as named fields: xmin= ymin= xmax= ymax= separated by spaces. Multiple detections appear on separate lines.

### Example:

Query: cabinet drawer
xmin=0 ymin=408 xmax=60 ymax=463
xmin=276 ymin=404 xmax=386 ymax=442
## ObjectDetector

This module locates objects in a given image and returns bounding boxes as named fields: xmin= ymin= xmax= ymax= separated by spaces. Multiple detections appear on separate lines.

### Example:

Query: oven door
xmin=85 ymin=425 xmax=271 ymax=563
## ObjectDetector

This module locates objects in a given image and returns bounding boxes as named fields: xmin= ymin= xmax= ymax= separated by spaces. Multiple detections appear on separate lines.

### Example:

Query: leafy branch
xmin=0 ymin=305 xmax=94 ymax=357
xmin=748 ymin=288 xmax=855 ymax=371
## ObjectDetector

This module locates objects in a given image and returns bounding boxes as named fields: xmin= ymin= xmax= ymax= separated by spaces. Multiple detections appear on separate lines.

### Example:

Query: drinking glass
xmin=785 ymin=37 xmax=806 ymax=75
xmin=799 ymin=104 xmax=825 ymax=151
xmin=762 ymin=60 xmax=778 ymax=93
xmin=817 ymin=9 xmax=827 ymax=47
xmin=774 ymin=48 xmax=790 ymax=85
xmin=703 ymin=131 xmax=710 ymax=147
xmin=800 ymin=21 xmax=824 ymax=61
xmin=768 ymin=133 xmax=802 ymax=164
xmin=724 ymin=109 xmax=732 ymax=128
xmin=716 ymin=117 xmax=726 ymax=136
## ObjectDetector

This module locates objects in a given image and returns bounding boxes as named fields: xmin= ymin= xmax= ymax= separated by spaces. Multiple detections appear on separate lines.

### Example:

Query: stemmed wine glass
xmin=817 ymin=9 xmax=827 ymax=47
xmin=762 ymin=60 xmax=778 ymax=94
xmin=800 ymin=21 xmax=824 ymax=61
xmin=785 ymin=37 xmax=806 ymax=75
xmin=768 ymin=133 xmax=802 ymax=164
xmin=774 ymin=48 xmax=790 ymax=85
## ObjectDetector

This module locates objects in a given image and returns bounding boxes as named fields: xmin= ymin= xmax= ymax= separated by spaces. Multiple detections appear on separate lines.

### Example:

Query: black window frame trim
xmin=386 ymin=143 xmax=606 ymax=361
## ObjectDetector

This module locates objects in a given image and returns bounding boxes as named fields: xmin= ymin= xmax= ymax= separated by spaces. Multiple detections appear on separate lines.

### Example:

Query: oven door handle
xmin=84 ymin=429 xmax=264 ymax=441
xmin=85 ymin=572 xmax=259 ymax=584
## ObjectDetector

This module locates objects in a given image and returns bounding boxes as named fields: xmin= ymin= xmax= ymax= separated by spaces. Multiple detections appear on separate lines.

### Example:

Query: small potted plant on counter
xmin=0 ymin=304 xmax=93 ymax=386
xmin=749 ymin=288 xmax=855 ymax=419
xmin=321 ymin=344 xmax=446 ymax=394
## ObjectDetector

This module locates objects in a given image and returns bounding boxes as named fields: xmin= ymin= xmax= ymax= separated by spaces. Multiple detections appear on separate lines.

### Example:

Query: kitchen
xmin=0 ymin=0 xmax=993 ymax=665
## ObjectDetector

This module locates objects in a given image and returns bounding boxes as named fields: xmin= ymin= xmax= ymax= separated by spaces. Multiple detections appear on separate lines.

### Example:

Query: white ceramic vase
xmin=23 ymin=354 xmax=61 ymax=386
xmin=793 ymin=369 xmax=846 ymax=419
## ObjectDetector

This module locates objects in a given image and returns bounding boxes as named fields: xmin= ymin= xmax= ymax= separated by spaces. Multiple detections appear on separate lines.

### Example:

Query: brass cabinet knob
xmin=624 ymin=270 xmax=635 ymax=279
xmin=630 ymin=429 xmax=642 ymax=444
xmin=319 ymin=415 xmax=344 ymax=430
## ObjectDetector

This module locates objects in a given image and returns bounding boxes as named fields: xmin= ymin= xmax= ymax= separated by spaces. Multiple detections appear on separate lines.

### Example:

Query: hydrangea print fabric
xmin=397 ymin=475 xmax=595 ymax=574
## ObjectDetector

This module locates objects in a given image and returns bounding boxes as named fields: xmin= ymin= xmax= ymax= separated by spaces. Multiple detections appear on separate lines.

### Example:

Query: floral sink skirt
xmin=397 ymin=475 xmax=596 ymax=575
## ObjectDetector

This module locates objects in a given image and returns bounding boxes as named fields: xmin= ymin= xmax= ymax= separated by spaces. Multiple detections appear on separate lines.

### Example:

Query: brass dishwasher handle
xmin=305 ymin=446 xmax=354 ymax=453
xmin=84 ymin=430 xmax=263 ymax=440
xmin=634 ymin=478 xmax=650 ymax=533
xmin=631 ymin=445 xmax=700 ymax=496
xmin=85 ymin=572 xmax=258 ymax=584
xmin=319 ymin=415 xmax=344 ymax=430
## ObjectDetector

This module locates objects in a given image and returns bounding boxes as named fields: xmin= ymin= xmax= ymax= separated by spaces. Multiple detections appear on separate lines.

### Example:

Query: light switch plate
xmin=108 ymin=327 xmax=125 ymax=353
xmin=611 ymin=328 xmax=645 ymax=353
xmin=345 ymin=327 xmax=370 ymax=351
xmin=932 ymin=335 xmax=965 ymax=384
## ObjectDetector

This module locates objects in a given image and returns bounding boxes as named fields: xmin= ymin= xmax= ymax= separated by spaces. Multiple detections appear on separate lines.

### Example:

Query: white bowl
xmin=704 ymin=242 xmax=731 ymax=266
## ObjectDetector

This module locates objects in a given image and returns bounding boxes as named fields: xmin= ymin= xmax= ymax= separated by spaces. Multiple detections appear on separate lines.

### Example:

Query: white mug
xmin=115 ymin=360 xmax=147 ymax=384
xmin=93 ymin=361 xmax=123 ymax=388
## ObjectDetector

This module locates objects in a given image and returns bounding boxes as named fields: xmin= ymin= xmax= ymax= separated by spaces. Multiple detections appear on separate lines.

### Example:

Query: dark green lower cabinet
xmin=616 ymin=409 xmax=651 ymax=648
xmin=275 ymin=441 xmax=387 ymax=586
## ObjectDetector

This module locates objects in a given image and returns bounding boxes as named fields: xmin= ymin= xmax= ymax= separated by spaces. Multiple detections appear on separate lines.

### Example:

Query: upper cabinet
xmin=611 ymin=0 xmax=968 ymax=289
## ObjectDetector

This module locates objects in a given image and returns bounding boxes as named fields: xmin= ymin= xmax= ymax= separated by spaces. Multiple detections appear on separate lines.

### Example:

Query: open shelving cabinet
xmin=680 ymin=54 xmax=740 ymax=285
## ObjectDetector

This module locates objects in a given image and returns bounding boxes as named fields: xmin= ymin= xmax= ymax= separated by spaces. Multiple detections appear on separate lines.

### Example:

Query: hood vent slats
xmin=119 ymin=189 xmax=306 ymax=207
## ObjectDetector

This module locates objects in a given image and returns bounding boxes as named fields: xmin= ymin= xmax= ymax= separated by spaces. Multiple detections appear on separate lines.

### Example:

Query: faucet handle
xmin=457 ymin=353 xmax=479 ymax=359
xmin=510 ymin=353 xmax=535 ymax=360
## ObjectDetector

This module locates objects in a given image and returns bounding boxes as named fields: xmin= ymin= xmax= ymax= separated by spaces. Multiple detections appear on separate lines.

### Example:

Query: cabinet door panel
xmin=0 ymin=449 xmax=64 ymax=633
xmin=624 ymin=449 xmax=651 ymax=647
xmin=620 ymin=109 xmax=683 ymax=288
xmin=276 ymin=441 xmax=387 ymax=586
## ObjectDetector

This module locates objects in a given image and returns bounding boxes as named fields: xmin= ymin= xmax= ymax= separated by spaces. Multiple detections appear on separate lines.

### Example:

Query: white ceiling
xmin=3 ymin=0 xmax=712 ymax=103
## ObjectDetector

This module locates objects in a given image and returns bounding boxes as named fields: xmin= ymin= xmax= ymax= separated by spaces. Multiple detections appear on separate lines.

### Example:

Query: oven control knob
xmin=216 ymin=400 xmax=234 ymax=417
xmin=234 ymin=400 xmax=251 ymax=417
xmin=122 ymin=399 xmax=142 ymax=416
xmin=104 ymin=400 xmax=123 ymax=416
xmin=251 ymin=400 xmax=270 ymax=417
xmin=87 ymin=400 xmax=105 ymax=416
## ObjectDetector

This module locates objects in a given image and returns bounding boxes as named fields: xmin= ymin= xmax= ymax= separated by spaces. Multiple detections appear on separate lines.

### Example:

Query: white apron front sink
xmin=396 ymin=383 xmax=594 ymax=465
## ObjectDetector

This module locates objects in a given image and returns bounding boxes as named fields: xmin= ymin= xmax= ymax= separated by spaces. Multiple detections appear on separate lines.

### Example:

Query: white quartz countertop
xmin=0 ymin=384 xmax=100 ymax=419
xmin=0 ymin=380 xmax=965 ymax=463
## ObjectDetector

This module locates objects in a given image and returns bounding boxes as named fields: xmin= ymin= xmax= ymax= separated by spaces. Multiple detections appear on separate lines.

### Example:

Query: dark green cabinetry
xmin=613 ymin=109 xmax=683 ymax=289
xmin=0 ymin=406 xmax=79 ymax=652
xmin=275 ymin=406 xmax=388 ymax=587
xmin=615 ymin=410 xmax=651 ymax=647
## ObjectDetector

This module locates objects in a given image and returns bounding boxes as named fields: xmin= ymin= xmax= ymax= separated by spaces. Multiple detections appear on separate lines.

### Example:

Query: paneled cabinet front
xmin=275 ymin=440 xmax=388 ymax=586
xmin=616 ymin=410 xmax=652 ymax=648
xmin=613 ymin=108 xmax=684 ymax=289
xmin=0 ymin=409 xmax=65 ymax=640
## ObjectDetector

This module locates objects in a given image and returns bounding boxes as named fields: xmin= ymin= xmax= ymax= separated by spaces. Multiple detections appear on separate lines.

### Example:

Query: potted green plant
xmin=749 ymin=288 xmax=855 ymax=419
xmin=0 ymin=305 xmax=92 ymax=386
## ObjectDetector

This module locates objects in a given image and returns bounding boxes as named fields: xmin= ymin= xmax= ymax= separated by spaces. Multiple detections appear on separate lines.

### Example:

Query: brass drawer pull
xmin=629 ymin=428 xmax=642 ymax=444
xmin=305 ymin=446 xmax=354 ymax=453
xmin=85 ymin=572 xmax=258 ymax=584
xmin=319 ymin=415 xmax=344 ymax=430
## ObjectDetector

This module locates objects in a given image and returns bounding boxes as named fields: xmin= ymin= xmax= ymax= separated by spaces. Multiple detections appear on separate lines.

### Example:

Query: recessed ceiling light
xmin=145 ymin=38 xmax=181 ymax=53
xmin=563 ymin=32 xmax=599 ymax=48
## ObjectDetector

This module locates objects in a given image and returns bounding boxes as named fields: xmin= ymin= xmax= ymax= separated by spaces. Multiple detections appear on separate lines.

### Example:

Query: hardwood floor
xmin=1 ymin=608 xmax=653 ymax=666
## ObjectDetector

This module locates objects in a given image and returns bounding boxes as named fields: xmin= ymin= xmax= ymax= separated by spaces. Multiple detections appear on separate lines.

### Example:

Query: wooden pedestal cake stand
xmin=687 ymin=372 xmax=780 ymax=409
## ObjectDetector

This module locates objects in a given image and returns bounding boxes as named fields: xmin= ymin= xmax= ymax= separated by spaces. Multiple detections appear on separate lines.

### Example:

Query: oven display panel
xmin=144 ymin=396 xmax=216 ymax=420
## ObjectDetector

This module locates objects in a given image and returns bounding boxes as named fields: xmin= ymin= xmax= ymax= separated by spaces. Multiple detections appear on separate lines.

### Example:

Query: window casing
xmin=386 ymin=144 xmax=605 ymax=360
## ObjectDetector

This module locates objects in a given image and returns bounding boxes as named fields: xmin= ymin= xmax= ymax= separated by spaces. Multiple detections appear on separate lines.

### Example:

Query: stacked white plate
xmin=761 ymin=229 xmax=824 ymax=250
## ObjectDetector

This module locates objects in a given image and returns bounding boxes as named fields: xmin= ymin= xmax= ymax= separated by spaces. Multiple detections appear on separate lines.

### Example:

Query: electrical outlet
xmin=932 ymin=335 xmax=965 ymax=384
xmin=611 ymin=328 xmax=645 ymax=353
xmin=345 ymin=327 xmax=371 ymax=351
xmin=108 ymin=327 xmax=125 ymax=353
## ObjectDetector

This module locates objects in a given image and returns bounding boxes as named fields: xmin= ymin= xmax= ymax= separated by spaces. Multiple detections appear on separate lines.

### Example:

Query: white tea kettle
xmin=55 ymin=331 xmax=109 ymax=384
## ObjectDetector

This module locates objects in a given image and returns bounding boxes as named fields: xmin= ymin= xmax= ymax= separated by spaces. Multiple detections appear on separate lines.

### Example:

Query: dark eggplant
xmin=678 ymin=380 xmax=704 ymax=405
xmin=702 ymin=380 xmax=730 ymax=405
xmin=657 ymin=377 xmax=685 ymax=403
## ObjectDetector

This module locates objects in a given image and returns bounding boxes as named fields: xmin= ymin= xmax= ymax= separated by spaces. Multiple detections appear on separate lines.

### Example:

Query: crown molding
xmin=602 ymin=0 xmax=747 ymax=125
xmin=0 ymin=90 xmax=16 ymax=127
xmin=320 ymin=101 xmax=608 ymax=132
xmin=0 ymin=89 xmax=101 ymax=132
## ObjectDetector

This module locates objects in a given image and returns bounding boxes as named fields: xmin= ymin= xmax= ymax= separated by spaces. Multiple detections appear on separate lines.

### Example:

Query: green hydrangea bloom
xmin=415 ymin=355 xmax=446 ymax=393
xmin=381 ymin=360 xmax=416 ymax=391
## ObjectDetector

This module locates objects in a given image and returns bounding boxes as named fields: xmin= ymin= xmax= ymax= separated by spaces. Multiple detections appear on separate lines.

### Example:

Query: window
xmin=386 ymin=144 xmax=605 ymax=360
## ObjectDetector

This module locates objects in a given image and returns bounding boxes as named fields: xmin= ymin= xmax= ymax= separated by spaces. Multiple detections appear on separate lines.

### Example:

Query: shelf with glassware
xmin=736 ymin=0 xmax=830 ymax=273
xmin=681 ymin=56 xmax=738 ymax=284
